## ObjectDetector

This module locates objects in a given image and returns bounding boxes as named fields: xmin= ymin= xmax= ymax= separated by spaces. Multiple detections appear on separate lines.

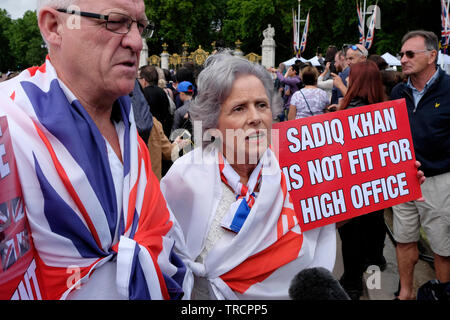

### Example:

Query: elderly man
xmin=0 ymin=0 xmax=190 ymax=300
xmin=330 ymin=44 xmax=368 ymax=105
xmin=390 ymin=30 xmax=450 ymax=300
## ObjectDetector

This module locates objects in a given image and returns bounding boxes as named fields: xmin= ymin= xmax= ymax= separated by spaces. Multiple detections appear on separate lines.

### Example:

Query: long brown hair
xmin=340 ymin=60 xmax=387 ymax=109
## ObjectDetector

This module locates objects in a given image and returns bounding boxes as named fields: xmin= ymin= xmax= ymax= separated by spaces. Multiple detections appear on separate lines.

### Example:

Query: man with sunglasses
xmin=330 ymin=44 xmax=367 ymax=107
xmin=390 ymin=30 xmax=450 ymax=300
xmin=0 ymin=0 xmax=191 ymax=300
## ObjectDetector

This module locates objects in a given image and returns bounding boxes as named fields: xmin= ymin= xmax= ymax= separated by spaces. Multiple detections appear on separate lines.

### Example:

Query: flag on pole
xmin=441 ymin=0 xmax=450 ymax=52
xmin=365 ymin=3 xmax=377 ymax=50
xmin=293 ymin=9 xmax=300 ymax=57
xmin=357 ymin=1 xmax=365 ymax=45
xmin=300 ymin=10 xmax=310 ymax=54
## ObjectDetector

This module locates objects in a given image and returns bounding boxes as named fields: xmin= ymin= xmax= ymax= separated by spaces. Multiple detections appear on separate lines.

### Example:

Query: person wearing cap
xmin=171 ymin=81 xmax=194 ymax=134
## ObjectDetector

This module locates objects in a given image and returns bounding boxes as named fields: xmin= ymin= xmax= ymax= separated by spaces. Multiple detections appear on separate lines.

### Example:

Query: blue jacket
xmin=390 ymin=68 xmax=450 ymax=177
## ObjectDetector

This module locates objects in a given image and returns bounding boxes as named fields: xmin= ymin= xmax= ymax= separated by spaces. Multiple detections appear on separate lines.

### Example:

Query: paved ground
xmin=332 ymin=209 xmax=436 ymax=300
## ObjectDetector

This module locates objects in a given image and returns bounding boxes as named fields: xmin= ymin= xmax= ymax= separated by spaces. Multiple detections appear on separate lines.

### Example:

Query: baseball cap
xmin=177 ymin=81 xmax=194 ymax=94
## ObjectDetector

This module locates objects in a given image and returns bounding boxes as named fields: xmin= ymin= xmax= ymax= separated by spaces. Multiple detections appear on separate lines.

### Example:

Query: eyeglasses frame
xmin=398 ymin=49 xmax=432 ymax=59
xmin=56 ymin=8 xmax=154 ymax=38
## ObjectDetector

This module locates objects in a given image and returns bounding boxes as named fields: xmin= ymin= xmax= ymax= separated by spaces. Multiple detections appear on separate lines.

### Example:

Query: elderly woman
xmin=160 ymin=53 xmax=337 ymax=300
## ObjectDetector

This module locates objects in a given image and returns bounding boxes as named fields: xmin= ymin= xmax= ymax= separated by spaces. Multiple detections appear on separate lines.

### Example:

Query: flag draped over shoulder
xmin=160 ymin=147 xmax=336 ymax=299
xmin=0 ymin=57 xmax=190 ymax=300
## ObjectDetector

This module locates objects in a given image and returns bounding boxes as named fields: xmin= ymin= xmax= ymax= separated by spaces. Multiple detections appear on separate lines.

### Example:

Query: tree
xmin=0 ymin=9 xmax=14 ymax=73
xmin=6 ymin=11 xmax=47 ymax=70
xmin=143 ymin=0 xmax=441 ymax=65
xmin=145 ymin=0 xmax=227 ymax=54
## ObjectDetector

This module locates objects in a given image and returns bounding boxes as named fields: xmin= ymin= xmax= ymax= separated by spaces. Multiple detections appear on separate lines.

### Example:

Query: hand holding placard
xmin=272 ymin=99 xmax=422 ymax=232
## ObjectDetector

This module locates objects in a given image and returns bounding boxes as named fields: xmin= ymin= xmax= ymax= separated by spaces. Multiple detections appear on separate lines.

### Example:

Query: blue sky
xmin=0 ymin=0 xmax=37 ymax=19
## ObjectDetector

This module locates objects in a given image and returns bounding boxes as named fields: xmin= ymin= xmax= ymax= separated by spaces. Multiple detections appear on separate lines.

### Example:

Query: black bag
xmin=417 ymin=279 xmax=450 ymax=301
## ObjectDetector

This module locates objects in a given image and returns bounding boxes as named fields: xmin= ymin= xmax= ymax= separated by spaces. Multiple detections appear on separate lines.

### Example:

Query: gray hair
xmin=37 ymin=0 xmax=79 ymax=16
xmin=189 ymin=53 xmax=282 ymax=144
xmin=402 ymin=30 xmax=439 ymax=52
xmin=37 ymin=0 xmax=79 ymax=49
xmin=401 ymin=30 xmax=439 ymax=64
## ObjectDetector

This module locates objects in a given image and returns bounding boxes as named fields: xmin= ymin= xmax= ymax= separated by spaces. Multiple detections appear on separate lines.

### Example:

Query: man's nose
xmin=122 ymin=22 xmax=143 ymax=52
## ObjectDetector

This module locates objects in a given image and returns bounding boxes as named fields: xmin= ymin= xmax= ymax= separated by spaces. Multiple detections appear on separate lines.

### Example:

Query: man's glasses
xmin=398 ymin=50 xmax=431 ymax=59
xmin=57 ymin=9 xmax=155 ymax=38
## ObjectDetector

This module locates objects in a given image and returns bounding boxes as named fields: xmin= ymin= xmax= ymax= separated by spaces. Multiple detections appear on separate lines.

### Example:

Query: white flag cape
xmin=161 ymin=146 xmax=336 ymax=299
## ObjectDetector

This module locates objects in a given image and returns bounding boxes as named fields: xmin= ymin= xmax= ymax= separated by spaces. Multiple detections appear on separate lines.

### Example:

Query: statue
xmin=263 ymin=24 xmax=275 ymax=41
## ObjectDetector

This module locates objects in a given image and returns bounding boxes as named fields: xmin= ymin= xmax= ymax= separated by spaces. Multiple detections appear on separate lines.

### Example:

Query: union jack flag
xmin=442 ymin=0 xmax=450 ymax=52
xmin=0 ymin=57 xmax=190 ymax=300
xmin=357 ymin=2 xmax=365 ymax=45
xmin=300 ymin=11 xmax=310 ymax=54
xmin=365 ymin=4 xmax=377 ymax=50
xmin=0 ymin=198 xmax=26 ymax=272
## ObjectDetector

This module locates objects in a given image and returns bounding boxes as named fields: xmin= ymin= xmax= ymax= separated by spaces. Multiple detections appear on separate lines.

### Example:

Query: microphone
xmin=289 ymin=267 xmax=351 ymax=300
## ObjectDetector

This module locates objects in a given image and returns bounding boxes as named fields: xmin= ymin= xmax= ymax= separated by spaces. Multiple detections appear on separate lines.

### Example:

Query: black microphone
xmin=289 ymin=267 xmax=351 ymax=300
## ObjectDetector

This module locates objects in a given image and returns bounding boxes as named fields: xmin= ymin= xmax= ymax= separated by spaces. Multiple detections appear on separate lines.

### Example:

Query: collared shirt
xmin=406 ymin=68 xmax=440 ymax=108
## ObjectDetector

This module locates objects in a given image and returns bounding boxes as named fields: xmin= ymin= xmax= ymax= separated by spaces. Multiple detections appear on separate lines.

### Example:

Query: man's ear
xmin=38 ymin=8 xmax=63 ymax=47
xmin=429 ymin=50 xmax=438 ymax=66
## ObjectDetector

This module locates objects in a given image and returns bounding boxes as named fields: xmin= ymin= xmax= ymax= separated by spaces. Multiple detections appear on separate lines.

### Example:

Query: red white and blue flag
xmin=293 ymin=9 xmax=301 ymax=57
xmin=160 ymin=147 xmax=336 ymax=299
xmin=441 ymin=0 xmax=450 ymax=52
xmin=300 ymin=11 xmax=310 ymax=54
xmin=0 ymin=57 xmax=190 ymax=300
xmin=357 ymin=2 xmax=366 ymax=45
xmin=365 ymin=3 xmax=377 ymax=50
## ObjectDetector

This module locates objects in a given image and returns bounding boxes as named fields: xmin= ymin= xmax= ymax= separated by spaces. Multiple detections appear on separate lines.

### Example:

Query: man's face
xmin=400 ymin=36 xmax=436 ymax=77
xmin=58 ymin=0 xmax=145 ymax=100
xmin=334 ymin=53 xmax=344 ymax=72
xmin=346 ymin=46 xmax=366 ymax=67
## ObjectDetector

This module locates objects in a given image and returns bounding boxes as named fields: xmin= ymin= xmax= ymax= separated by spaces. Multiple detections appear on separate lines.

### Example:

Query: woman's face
xmin=216 ymin=75 xmax=273 ymax=165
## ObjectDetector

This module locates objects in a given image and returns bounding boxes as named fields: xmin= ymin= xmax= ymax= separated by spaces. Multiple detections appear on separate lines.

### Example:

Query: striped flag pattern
xmin=365 ymin=4 xmax=377 ymax=50
xmin=160 ymin=147 xmax=336 ymax=299
xmin=442 ymin=0 xmax=450 ymax=53
xmin=357 ymin=2 xmax=366 ymax=45
xmin=0 ymin=57 xmax=189 ymax=300
xmin=300 ymin=11 xmax=310 ymax=54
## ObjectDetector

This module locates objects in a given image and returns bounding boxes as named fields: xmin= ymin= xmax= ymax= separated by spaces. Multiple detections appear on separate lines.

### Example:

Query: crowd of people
xmin=0 ymin=0 xmax=448 ymax=301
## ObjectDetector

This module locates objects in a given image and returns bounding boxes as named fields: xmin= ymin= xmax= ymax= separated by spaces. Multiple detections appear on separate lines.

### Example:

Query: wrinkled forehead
xmin=77 ymin=0 xmax=146 ymax=18
xmin=402 ymin=36 xmax=426 ymax=51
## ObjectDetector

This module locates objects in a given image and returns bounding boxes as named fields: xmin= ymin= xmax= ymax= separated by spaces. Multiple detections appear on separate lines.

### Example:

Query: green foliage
xmin=144 ymin=0 xmax=442 ymax=66
xmin=6 ymin=11 xmax=47 ymax=70
xmin=1 ymin=10 xmax=46 ymax=72
xmin=0 ymin=9 xmax=14 ymax=72
xmin=0 ymin=1 xmax=443 ymax=72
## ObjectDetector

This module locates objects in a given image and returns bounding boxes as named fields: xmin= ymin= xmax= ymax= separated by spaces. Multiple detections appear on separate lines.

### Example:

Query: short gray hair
xmin=402 ymin=30 xmax=439 ymax=52
xmin=37 ymin=0 xmax=79 ymax=49
xmin=189 ymin=53 xmax=282 ymax=143
xmin=37 ymin=0 xmax=79 ymax=16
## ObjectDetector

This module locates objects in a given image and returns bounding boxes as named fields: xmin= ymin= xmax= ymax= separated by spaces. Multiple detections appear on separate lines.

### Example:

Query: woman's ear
xmin=38 ymin=8 xmax=63 ymax=48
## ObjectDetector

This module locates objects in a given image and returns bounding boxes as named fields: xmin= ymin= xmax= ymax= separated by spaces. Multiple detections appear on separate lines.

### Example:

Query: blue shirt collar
xmin=406 ymin=68 xmax=440 ymax=94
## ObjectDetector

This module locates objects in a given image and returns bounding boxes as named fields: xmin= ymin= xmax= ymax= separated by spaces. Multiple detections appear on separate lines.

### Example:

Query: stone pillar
xmin=139 ymin=38 xmax=149 ymax=68
xmin=261 ymin=24 xmax=276 ymax=69
xmin=161 ymin=43 xmax=170 ymax=70
xmin=234 ymin=40 xmax=244 ymax=57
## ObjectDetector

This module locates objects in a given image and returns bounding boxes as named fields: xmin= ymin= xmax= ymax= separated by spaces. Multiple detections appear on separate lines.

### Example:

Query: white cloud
xmin=0 ymin=0 xmax=37 ymax=19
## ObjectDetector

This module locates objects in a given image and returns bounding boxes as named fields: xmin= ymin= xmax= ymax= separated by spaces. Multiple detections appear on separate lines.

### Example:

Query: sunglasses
xmin=398 ymin=50 xmax=431 ymax=59
xmin=349 ymin=45 xmax=364 ymax=55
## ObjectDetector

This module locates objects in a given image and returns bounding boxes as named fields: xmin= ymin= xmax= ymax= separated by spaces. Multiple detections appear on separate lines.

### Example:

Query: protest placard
xmin=272 ymin=99 xmax=422 ymax=232
xmin=0 ymin=116 xmax=41 ymax=300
